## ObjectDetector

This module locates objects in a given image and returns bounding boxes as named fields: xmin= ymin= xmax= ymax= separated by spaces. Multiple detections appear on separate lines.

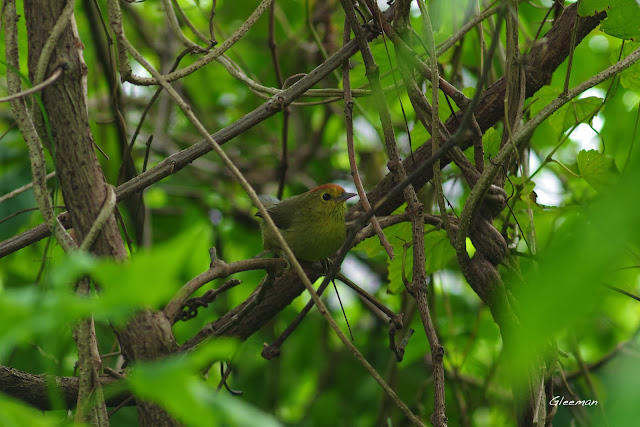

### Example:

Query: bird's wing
xmin=257 ymin=195 xmax=280 ymax=209
xmin=255 ymin=194 xmax=295 ymax=229
xmin=263 ymin=195 xmax=301 ymax=230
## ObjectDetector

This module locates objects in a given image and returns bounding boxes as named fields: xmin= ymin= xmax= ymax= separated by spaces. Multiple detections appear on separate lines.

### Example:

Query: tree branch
xmin=0 ymin=366 xmax=125 ymax=411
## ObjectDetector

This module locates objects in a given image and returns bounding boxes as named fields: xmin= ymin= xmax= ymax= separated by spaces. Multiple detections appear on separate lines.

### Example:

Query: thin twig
xmin=562 ymin=10 xmax=580 ymax=94
xmin=160 ymin=0 xmax=203 ymax=50
xmin=164 ymin=257 xmax=286 ymax=321
xmin=0 ymin=172 xmax=56 ymax=204
xmin=0 ymin=67 xmax=63 ymax=103
xmin=260 ymin=263 xmax=343 ymax=360
xmin=3 ymin=0 xmax=76 ymax=252
xmin=342 ymin=17 xmax=394 ymax=260
xmin=268 ymin=1 xmax=284 ymax=88
xmin=112 ymin=0 xmax=272 ymax=86
xmin=417 ymin=0 xmax=454 ymax=247
xmin=118 ymin=45 xmax=198 ymax=185
xmin=337 ymin=273 xmax=403 ymax=327
xmin=605 ymin=284 xmax=640 ymax=302
xmin=366 ymin=2 xmax=447 ymax=424
xmin=343 ymin=0 xmax=430 ymax=424
xmin=453 ymin=5 xmax=508 ymax=258
xmin=216 ymin=54 xmax=372 ymax=99
xmin=171 ymin=0 xmax=211 ymax=45
xmin=33 ymin=0 xmax=76 ymax=85
xmin=0 ymin=205 xmax=65 ymax=225
xmin=436 ymin=5 xmax=500 ymax=56
xmin=80 ymin=186 xmax=117 ymax=251
xmin=208 ymin=0 xmax=218 ymax=44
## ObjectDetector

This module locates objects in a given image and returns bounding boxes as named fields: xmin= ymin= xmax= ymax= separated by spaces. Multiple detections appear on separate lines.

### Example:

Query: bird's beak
xmin=338 ymin=192 xmax=357 ymax=202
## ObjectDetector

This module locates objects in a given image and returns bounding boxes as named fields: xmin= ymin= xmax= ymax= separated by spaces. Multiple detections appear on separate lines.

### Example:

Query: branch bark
xmin=0 ymin=366 xmax=125 ymax=411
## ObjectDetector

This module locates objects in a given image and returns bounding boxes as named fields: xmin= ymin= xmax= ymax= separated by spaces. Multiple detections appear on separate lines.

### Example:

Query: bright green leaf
xmin=616 ymin=42 xmax=640 ymax=90
xmin=0 ymin=394 xmax=79 ymax=427
xmin=387 ymin=222 xmax=413 ymax=294
xmin=513 ymin=155 xmax=640 ymax=376
xmin=579 ymin=0 xmax=640 ymax=40
xmin=483 ymin=127 xmax=501 ymax=160
xmin=577 ymin=149 xmax=620 ymax=192
xmin=386 ymin=224 xmax=455 ymax=294
xmin=128 ymin=341 xmax=281 ymax=427
xmin=549 ymin=97 xmax=602 ymax=139
xmin=425 ymin=228 xmax=456 ymax=273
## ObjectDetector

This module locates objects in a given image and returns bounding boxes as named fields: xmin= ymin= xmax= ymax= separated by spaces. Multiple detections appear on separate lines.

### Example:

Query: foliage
xmin=1 ymin=0 xmax=640 ymax=426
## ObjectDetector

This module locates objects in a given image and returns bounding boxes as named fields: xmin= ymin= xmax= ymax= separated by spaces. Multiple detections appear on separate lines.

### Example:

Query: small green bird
xmin=256 ymin=184 xmax=356 ymax=261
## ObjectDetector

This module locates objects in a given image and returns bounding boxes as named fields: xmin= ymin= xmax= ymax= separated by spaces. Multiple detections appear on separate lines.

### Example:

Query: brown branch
xmin=112 ymin=0 xmax=272 ymax=85
xmin=342 ymin=16 xmax=394 ymax=260
xmin=0 ymin=67 xmax=63 ymax=103
xmin=164 ymin=257 xmax=286 ymax=321
xmin=4 ymin=1 xmax=76 ymax=252
xmin=0 ymin=172 xmax=56 ymax=204
xmin=0 ymin=366 xmax=126 ymax=411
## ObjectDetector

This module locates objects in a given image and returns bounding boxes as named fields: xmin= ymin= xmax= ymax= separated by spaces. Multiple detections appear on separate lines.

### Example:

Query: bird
xmin=256 ymin=184 xmax=356 ymax=262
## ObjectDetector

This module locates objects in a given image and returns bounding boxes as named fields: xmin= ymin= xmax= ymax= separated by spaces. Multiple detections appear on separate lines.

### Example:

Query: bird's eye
xmin=322 ymin=193 xmax=331 ymax=201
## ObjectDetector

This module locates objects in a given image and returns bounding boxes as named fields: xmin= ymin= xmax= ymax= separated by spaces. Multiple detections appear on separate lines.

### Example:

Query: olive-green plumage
xmin=256 ymin=184 xmax=356 ymax=261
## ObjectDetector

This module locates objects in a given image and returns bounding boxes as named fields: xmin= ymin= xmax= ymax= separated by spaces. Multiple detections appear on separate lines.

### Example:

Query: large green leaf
xmin=127 ymin=340 xmax=281 ymax=427
xmin=513 ymin=148 xmax=640 ymax=374
xmin=577 ymin=149 xmax=620 ymax=192
xmin=579 ymin=0 xmax=640 ymax=40
xmin=386 ymin=223 xmax=456 ymax=294
xmin=530 ymin=88 xmax=602 ymax=139
xmin=0 ymin=394 xmax=79 ymax=427
xmin=615 ymin=42 xmax=640 ymax=90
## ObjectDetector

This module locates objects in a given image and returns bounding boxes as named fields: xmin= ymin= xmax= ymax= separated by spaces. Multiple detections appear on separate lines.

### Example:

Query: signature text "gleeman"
xmin=549 ymin=396 xmax=598 ymax=406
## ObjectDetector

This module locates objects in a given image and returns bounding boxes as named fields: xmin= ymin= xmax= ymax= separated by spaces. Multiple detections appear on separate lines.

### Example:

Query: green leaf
xmin=0 ymin=282 xmax=96 ymax=360
xmin=48 ymin=251 xmax=97 ymax=288
xmin=464 ymin=126 xmax=501 ymax=164
xmin=549 ymin=97 xmax=602 ymax=139
xmin=577 ymin=149 xmax=620 ymax=192
xmin=530 ymin=88 xmax=602 ymax=140
xmin=386 ymin=223 xmax=455 ymax=294
xmin=616 ymin=42 xmax=640 ymax=90
xmin=514 ymin=156 xmax=640 ymax=378
xmin=483 ymin=127 xmax=501 ymax=160
xmin=93 ymin=226 xmax=207 ymax=320
xmin=529 ymin=86 xmax=561 ymax=117
xmin=424 ymin=228 xmax=456 ymax=273
xmin=579 ymin=0 xmax=640 ymax=40
xmin=0 ymin=394 xmax=78 ymax=427
xmin=128 ymin=340 xmax=281 ymax=427
xmin=387 ymin=223 xmax=413 ymax=294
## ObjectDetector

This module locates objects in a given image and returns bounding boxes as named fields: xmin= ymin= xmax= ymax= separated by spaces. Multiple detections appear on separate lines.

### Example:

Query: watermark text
xmin=549 ymin=395 xmax=598 ymax=407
